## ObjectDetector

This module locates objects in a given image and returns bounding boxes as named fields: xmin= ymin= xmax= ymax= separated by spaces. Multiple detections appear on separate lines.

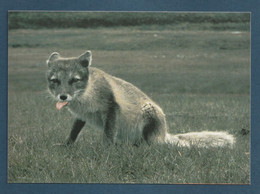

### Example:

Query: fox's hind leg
xmin=103 ymin=101 xmax=118 ymax=144
xmin=141 ymin=102 xmax=167 ymax=144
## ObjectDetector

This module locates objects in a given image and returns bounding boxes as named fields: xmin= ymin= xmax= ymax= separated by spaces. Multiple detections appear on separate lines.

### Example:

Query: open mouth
xmin=56 ymin=101 xmax=69 ymax=110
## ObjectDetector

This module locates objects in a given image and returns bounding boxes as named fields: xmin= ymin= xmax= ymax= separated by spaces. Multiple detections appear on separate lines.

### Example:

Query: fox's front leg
xmin=65 ymin=119 xmax=86 ymax=145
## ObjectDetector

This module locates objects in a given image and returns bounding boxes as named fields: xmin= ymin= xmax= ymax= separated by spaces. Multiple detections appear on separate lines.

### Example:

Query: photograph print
xmin=8 ymin=12 xmax=250 ymax=184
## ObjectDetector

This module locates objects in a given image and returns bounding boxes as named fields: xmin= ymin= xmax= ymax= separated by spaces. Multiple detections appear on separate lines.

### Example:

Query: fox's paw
xmin=51 ymin=143 xmax=69 ymax=149
xmin=142 ymin=102 xmax=156 ymax=119
xmin=52 ymin=141 xmax=73 ymax=148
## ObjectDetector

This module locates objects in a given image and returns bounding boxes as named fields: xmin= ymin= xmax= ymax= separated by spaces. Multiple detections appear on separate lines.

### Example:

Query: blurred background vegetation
xmin=8 ymin=12 xmax=250 ymax=30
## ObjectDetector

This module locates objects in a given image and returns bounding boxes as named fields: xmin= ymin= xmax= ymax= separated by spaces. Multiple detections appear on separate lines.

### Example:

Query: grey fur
xmin=46 ymin=51 xmax=235 ymax=148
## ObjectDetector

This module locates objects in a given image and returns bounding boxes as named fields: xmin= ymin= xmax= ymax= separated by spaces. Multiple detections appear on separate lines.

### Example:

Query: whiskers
xmin=42 ymin=89 xmax=85 ymax=103
xmin=43 ymin=89 xmax=57 ymax=102
xmin=73 ymin=89 xmax=85 ymax=97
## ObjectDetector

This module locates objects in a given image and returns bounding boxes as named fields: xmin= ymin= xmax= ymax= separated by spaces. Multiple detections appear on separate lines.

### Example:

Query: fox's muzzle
xmin=57 ymin=94 xmax=72 ymax=102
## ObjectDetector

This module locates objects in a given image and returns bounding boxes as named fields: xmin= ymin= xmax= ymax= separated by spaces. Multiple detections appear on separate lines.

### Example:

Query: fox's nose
xmin=60 ymin=94 xmax=67 ymax=101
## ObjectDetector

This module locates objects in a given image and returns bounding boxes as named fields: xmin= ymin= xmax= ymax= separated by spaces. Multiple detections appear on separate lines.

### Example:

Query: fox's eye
xmin=50 ymin=78 xmax=60 ymax=84
xmin=69 ymin=77 xmax=81 ymax=85
xmin=71 ymin=77 xmax=81 ymax=83
xmin=73 ymin=78 xmax=80 ymax=82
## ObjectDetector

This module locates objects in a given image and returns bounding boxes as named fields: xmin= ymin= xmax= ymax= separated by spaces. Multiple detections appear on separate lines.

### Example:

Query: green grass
xmin=8 ymin=12 xmax=250 ymax=30
xmin=8 ymin=15 xmax=250 ymax=184
xmin=8 ymin=92 xmax=250 ymax=183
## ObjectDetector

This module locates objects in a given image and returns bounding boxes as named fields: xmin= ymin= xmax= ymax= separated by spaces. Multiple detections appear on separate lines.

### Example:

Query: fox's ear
xmin=47 ymin=52 xmax=60 ymax=67
xmin=78 ymin=50 xmax=92 ymax=67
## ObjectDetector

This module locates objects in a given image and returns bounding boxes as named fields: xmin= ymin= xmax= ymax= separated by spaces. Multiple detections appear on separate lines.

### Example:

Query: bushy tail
xmin=164 ymin=131 xmax=235 ymax=148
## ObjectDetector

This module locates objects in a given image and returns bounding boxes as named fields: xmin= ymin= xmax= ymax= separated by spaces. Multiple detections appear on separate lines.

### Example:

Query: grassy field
xmin=8 ymin=12 xmax=250 ymax=30
xmin=8 ymin=13 xmax=250 ymax=184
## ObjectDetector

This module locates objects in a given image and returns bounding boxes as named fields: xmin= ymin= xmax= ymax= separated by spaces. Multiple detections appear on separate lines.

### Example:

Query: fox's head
xmin=46 ymin=51 xmax=92 ymax=110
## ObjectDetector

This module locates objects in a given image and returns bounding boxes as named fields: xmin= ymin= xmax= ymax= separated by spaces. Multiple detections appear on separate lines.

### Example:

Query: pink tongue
xmin=56 ymin=101 xmax=68 ymax=110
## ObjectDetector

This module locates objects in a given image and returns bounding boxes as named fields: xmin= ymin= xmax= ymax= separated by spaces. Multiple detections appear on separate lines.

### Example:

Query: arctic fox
xmin=46 ymin=51 xmax=235 ymax=148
